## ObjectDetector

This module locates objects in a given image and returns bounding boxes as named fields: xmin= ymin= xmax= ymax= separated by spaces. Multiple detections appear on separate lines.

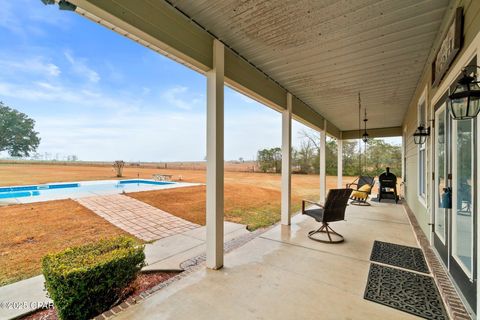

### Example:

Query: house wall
xmin=403 ymin=0 xmax=480 ymax=239
xmin=402 ymin=0 xmax=480 ymax=312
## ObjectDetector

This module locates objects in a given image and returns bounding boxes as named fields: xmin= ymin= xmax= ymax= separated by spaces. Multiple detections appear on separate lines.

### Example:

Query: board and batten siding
xmin=402 ymin=0 xmax=480 ymax=238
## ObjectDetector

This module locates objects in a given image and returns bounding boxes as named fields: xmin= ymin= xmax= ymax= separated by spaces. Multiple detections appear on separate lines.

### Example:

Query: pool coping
xmin=0 ymin=179 xmax=203 ymax=204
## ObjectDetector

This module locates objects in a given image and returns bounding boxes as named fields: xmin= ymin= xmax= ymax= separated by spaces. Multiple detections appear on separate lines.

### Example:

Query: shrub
xmin=42 ymin=236 xmax=145 ymax=320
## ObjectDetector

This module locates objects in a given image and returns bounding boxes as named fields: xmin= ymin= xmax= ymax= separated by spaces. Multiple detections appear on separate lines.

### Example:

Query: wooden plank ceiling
xmin=168 ymin=0 xmax=450 ymax=131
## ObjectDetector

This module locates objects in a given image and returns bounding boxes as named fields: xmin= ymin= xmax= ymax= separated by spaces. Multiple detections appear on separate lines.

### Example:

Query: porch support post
xmin=281 ymin=93 xmax=292 ymax=225
xmin=337 ymin=137 xmax=343 ymax=188
xmin=319 ymin=120 xmax=327 ymax=203
xmin=206 ymin=39 xmax=224 ymax=270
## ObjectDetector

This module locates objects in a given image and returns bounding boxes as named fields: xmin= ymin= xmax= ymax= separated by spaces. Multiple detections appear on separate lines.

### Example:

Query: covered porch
xmin=113 ymin=201 xmax=427 ymax=320
xmin=43 ymin=0 xmax=478 ymax=319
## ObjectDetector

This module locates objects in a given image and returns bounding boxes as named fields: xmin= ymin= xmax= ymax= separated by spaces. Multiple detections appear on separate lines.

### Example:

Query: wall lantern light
xmin=413 ymin=125 xmax=430 ymax=145
xmin=448 ymin=66 xmax=480 ymax=120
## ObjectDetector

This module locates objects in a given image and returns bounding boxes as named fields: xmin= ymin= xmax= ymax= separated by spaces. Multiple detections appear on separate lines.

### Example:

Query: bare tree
xmin=299 ymin=129 xmax=320 ymax=152
xmin=113 ymin=160 xmax=125 ymax=177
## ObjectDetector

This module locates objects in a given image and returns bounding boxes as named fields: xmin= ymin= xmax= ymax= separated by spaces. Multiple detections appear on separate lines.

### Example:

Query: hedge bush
xmin=42 ymin=236 xmax=145 ymax=320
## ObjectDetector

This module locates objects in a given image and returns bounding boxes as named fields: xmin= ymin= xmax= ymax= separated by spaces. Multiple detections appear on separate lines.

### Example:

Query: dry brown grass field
xmin=0 ymin=199 xmax=135 ymax=286
xmin=0 ymin=163 xmax=352 ymax=285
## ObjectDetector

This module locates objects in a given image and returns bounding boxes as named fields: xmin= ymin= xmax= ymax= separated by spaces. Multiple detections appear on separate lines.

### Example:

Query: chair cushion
xmin=303 ymin=208 xmax=325 ymax=222
xmin=351 ymin=184 xmax=371 ymax=200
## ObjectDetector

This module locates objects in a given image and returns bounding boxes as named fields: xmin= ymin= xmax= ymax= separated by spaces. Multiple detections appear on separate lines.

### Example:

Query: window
xmin=418 ymin=98 xmax=427 ymax=202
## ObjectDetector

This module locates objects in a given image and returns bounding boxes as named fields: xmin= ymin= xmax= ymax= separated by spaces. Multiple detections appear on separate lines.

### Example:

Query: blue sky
xmin=0 ymin=1 xmax=397 ymax=162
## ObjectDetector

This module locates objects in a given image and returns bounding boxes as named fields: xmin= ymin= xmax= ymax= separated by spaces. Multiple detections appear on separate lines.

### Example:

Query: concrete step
xmin=0 ymin=275 xmax=51 ymax=320
xmin=143 ymin=222 xmax=249 ymax=271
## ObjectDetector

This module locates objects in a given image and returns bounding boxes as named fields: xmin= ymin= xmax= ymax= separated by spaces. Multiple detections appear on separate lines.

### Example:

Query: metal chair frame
xmin=302 ymin=188 xmax=352 ymax=244
xmin=346 ymin=176 xmax=375 ymax=206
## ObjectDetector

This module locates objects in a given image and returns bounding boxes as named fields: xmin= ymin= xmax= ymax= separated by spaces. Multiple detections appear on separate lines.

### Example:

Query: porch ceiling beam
xmin=69 ymin=0 xmax=339 ymax=137
xmin=341 ymin=126 xmax=403 ymax=140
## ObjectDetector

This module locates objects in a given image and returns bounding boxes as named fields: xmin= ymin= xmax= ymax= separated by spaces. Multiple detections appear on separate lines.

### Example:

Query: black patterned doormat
xmin=370 ymin=240 xmax=429 ymax=274
xmin=364 ymin=264 xmax=447 ymax=320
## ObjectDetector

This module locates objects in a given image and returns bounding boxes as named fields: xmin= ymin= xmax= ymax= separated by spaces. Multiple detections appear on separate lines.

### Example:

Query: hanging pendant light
xmin=362 ymin=108 xmax=369 ymax=143
xmin=448 ymin=65 xmax=480 ymax=120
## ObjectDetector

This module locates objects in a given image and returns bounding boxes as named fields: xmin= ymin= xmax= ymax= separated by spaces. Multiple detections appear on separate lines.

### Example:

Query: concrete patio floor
xmin=114 ymin=200 xmax=425 ymax=320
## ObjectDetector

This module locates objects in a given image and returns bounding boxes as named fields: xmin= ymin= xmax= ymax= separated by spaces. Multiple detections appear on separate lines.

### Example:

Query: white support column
xmin=206 ymin=39 xmax=224 ymax=270
xmin=281 ymin=93 xmax=292 ymax=225
xmin=337 ymin=137 xmax=343 ymax=189
xmin=319 ymin=120 xmax=327 ymax=203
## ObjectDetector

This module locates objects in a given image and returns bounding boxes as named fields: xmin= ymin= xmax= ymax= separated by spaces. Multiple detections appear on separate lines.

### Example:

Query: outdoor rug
xmin=370 ymin=240 xmax=430 ymax=274
xmin=364 ymin=264 xmax=447 ymax=320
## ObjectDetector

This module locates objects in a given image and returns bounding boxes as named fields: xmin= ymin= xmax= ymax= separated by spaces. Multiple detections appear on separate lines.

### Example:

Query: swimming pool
xmin=0 ymin=179 xmax=199 ymax=204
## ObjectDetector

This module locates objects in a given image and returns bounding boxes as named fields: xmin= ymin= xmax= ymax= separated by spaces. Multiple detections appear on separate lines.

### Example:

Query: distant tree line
xmin=257 ymin=130 xmax=402 ymax=177
xmin=257 ymin=147 xmax=282 ymax=173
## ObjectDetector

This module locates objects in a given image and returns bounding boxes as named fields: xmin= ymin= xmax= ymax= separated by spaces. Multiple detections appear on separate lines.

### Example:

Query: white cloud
xmin=1 ymin=80 xmax=317 ymax=162
xmin=0 ymin=81 xmax=139 ymax=114
xmin=33 ymin=111 xmax=207 ymax=162
xmin=0 ymin=1 xmax=70 ymax=37
xmin=162 ymin=86 xmax=202 ymax=110
xmin=35 ymin=82 xmax=61 ymax=91
xmin=105 ymin=62 xmax=124 ymax=82
xmin=0 ymin=58 xmax=60 ymax=77
xmin=64 ymin=50 xmax=100 ymax=83
xmin=0 ymin=2 xmax=24 ymax=35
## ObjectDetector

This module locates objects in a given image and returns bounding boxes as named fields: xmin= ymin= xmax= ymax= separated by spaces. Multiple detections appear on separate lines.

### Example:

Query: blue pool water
xmin=0 ymin=179 xmax=181 ymax=203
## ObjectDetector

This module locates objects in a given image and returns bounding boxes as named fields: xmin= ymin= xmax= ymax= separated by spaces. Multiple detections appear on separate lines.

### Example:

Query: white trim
xmin=428 ymin=81 xmax=435 ymax=244
xmin=475 ymin=34 xmax=480 ymax=318
xmin=433 ymin=103 xmax=447 ymax=245
xmin=417 ymin=87 xmax=428 ymax=207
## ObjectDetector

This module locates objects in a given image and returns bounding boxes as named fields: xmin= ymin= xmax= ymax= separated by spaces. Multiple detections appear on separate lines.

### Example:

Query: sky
xmin=0 ymin=1 xmax=399 ymax=162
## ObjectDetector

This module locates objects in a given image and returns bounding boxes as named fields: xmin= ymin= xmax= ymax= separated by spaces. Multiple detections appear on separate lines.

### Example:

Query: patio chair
xmin=346 ymin=176 xmax=375 ymax=206
xmin=302 ymin=188 xmax=352 ymax=243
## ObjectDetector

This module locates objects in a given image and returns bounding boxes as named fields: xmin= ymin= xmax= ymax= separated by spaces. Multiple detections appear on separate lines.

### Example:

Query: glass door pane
xmin=452 ymin=119 xmax=474 ymax=278
xmin=434 ymin=105 xmax=447 ymax=243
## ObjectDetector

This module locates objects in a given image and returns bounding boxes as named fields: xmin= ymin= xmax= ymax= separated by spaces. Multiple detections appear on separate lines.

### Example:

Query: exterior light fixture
xmin=58 ymin=0 xmax=76 ymax=11
xmin=362 ymin=108 xmax=369 ymax=143
xmin=413 ymin=125 xmax=430 ymax=145
xmin=41 ymin=0 xmax=76 ymax=11
xmin=362 ymin=132 xmax=369 ymax=143
xmin=448 ymin=66 xmax=480 ymax=120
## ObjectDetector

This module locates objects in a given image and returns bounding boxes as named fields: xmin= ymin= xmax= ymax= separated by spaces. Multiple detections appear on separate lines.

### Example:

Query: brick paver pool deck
xmin=75 ymin=194 xmax=199 ymax=241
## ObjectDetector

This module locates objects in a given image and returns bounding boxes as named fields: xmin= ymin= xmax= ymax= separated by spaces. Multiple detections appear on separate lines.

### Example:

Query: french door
xmin=433 ymin=99 xmax=477 ymax=311
xmin=433 ymin=102 xmax=449 ymax=263
xmin=450 ymin=116 xmax=476 ymax=309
